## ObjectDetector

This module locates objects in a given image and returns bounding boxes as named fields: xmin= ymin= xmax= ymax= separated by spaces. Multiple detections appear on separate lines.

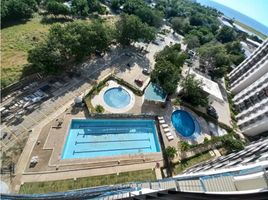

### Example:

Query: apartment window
xmin=258 ymin=90 xmax=266 ymax=100
xmin=250 ymin=96 xmax=259 ymax=104
xmin=244 ymin=99 xmax=252 ymax=109
xmin=265 ymin=87 xmax=268 ymax=97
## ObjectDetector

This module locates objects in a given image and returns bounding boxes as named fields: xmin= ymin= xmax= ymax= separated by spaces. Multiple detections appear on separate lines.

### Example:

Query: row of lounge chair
xmin=158 ymin=116 xmax=174 ymax=141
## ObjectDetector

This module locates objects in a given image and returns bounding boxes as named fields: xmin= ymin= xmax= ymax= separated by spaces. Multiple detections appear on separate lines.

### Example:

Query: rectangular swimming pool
xmin=61 ymin=119 xmax=161 ymax=159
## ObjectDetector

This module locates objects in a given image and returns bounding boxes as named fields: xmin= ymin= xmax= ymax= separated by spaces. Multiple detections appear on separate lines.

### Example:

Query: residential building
xmin=228 ymin=39 xmax=268 ymax=136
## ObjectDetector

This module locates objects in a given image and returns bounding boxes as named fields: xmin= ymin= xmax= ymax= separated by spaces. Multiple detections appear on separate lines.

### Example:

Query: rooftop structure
xmin=188 ymin=69 xmax=224 ymax=102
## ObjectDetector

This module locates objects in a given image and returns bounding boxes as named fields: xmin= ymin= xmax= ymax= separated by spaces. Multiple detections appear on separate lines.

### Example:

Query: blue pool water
xmin=104 ymin=87 xmax=131 ymax=108
xmin=144 ymin=82 xmax=167 ymax=102
xmin=62 ymin=119 xmax=161 ymax=159
xmin=171 ymin=110 xmax=200 ymax=137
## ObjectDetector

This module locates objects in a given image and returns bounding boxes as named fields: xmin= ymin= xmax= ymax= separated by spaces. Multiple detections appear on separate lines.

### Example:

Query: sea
xmin=196 ymin=0 xmax=268 ymax=36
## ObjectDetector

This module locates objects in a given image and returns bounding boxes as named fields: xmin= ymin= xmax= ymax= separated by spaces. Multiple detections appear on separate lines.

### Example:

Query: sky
xmin=213 ymin=0 xmax=268 ymax=27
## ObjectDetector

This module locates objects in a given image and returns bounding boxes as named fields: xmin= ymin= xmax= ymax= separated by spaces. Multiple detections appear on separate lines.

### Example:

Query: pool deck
xmin=20 ymin=108 xmax=164 ymax=185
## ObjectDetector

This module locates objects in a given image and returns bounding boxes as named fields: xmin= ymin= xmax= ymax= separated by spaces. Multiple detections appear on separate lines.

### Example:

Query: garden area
xmin=19 ymin=169 xmax=156 ymax=194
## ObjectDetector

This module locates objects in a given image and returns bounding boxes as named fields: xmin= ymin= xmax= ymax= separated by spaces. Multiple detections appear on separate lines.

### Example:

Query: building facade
xmin=174 ymin=137 xmax=268 ymax=193
xmin=228 ymin=39 xmax=268 ymax=136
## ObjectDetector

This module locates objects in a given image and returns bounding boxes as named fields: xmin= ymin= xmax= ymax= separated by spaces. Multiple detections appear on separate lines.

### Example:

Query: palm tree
xmin=164 ymin=146 xmax=177 ymax=162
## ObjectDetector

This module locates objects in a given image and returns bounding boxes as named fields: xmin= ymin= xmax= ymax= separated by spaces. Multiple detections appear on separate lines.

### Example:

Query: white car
xmin=31 ymin=96 xmax=42 ymax=103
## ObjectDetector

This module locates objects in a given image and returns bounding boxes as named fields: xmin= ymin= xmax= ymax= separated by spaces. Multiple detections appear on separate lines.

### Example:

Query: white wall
xmin=242 ymin=116 xmax=268 ymax=136
xmin=231 ymin=61 xmax=268 ymax=94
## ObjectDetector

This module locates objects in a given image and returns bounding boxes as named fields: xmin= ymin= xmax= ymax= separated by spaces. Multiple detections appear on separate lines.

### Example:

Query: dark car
xmin=207 ymin=106 xmax=219 ymax=119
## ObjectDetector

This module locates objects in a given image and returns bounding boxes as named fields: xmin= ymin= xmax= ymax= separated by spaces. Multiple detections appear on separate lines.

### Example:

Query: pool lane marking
xmin=72 ymin=146 xmax=152 ymax=154
xmin=75 ymin=138 xmax=151 ymax=145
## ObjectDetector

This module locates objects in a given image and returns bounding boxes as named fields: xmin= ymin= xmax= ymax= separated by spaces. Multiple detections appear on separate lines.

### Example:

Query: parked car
xmin=152 ymin=40 xmax=160 ymax=45
xmin=31 ymin=96 xmax=42 ymax=103
xmin=207 ymin=106 xmax=219 ymax=119
xmin=142 ymin=68 xmax=150 ymax=75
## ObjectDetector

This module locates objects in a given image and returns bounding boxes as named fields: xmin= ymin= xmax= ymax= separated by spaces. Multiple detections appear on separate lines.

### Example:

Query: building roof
xmin=188 ymin=69 xmax=224 ymax=101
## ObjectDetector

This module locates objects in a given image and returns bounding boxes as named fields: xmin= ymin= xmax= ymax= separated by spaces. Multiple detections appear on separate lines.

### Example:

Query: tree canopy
xmin=151 ymin=44 xmax=186 ymax=95
xmin=151 ymin=59 xmax=180 ymax=95
xmin=216 ymin=25 xmax=237 ymax=43
xmin=71 ymin=0 xmax=107 ymax=17
xmin=1 ymin=0 xmax=38 ymax=23
xmin=164 ymin=146 xmax=177 ymax=161
xmin=46 ymin=1 xmax=70 ymax=16
xmin=181 ymin=74 xmax=209 ymax=107
xmin=155 ymin=44 xmax=187 ymax=67
xmin=116 ymin=14 xmax=156 ymax=46
xmin=28 ymin=20 xmax=113 ymax=73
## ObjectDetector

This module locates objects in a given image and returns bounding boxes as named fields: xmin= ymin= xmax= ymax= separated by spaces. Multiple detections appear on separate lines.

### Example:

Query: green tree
xmin=95 ymin=105 xmax=105 ymax=113
xmin=216 ymin=25 xmax=236 ymax=43
xmin=184 ymin=35 xmax=200 ymax=49
xmin=116 ymin=14 xmax=156 ymax=46
xmin=46 ymin=1 xmax=70 ymax=16
xmin=28 ymin=20 xmax=112 ymax=72
xmin=225 ymin=41 xmax=245 ymax=66
xmin=135 ymin=7 xmax=163 ymax=28
xmin=180 ymin=141 xmax=190 ymax=151
xmin=164 ymin=146 xmax=177 ymax=162
xmin=151 ymin=60 xmax=180 ymax=95
xmin=189 ymin=14 xmax=203 ymax=26
xmin=111 ymin=0 xmax=121 ymax=10
xmin=122 ymin=0 xmax=146 ymax=14
xmin=155 ymin=44 xmax=187 ymax=67
xmin=170 ymin=17 xmax=190 ymax=35
xmin=1 ymin=0 xmax=38 ymax=23
xmin=28 ymin=42 xmax=63 ymax=73
xmin=221 ymin=135 xmax=244 ymax=153
xmin=181 ymin=74 xmax=209 ymax=107
xmin=199 ymin=42 xmax=231 ymax=79
xmin=71 ymin=0 xmax=89 ymax=17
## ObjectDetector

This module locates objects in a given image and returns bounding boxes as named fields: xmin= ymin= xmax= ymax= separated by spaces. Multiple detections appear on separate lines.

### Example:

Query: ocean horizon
xmin=196 ymin=0 xmax=268 ymax=36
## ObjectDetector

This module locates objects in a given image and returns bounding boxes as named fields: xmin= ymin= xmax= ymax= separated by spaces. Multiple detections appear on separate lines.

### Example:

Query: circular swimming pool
xmin=171 ymin=110 xmax=198 ymax=137
xmin=103 ymin=87 xmax=131 ymax=109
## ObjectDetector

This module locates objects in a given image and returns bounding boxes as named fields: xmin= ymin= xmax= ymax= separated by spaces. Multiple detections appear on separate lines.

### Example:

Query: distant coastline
xmin=196 ymin=0 xmax=268 ymax=37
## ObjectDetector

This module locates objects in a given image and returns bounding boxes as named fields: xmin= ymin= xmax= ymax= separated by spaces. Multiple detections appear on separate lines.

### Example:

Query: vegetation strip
xmin=19 ymin=169 xmax=156 ymax=194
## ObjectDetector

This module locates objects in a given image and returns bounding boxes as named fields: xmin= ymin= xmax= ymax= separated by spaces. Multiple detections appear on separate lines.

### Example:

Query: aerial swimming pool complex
xmin=62 ymin=119 xmax=161 ymax=159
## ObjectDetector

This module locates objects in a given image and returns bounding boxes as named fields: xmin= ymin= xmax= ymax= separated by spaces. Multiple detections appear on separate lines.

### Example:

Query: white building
xmin=228 ymin=39 xmax=268 ymax=137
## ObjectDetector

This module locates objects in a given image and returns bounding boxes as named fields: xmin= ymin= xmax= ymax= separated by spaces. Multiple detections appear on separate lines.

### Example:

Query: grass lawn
xmin=1 ymin=14 xmax=51 ymax=88
xmin=19 ymin=169 xmax=156 ymax=194
xmin=234 ymin=20 xmax=267 ymax=40
xmin=1 ymin=14 xmax=118 ymax=88
xmin=173 ymin=151 xmax=214 ymax=174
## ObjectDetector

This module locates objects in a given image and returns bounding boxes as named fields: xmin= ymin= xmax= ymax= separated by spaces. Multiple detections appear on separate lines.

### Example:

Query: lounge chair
xmin=165 ymin=132 xmax=172 ymax=137
xmin=167 ymin=135 xmax=174 ymax=141
xmin=158 ymin=116 xmax=164 ymax=120
xmin=159 ymin=119 xmax=165 ymax=124
xmin=163 ymin=128 xmax=170 ymax=132
xmin=162 ymin=124 xmax=168 ymax=128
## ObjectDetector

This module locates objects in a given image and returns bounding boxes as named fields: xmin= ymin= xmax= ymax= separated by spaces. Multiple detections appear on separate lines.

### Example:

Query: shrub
xmin=180 ymin=141 xmax=191 ymax=151
xmin=95 ymin=105 xmax=105 ymax=113
xmin=204 ymin=137 xmax=209 ymax=144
